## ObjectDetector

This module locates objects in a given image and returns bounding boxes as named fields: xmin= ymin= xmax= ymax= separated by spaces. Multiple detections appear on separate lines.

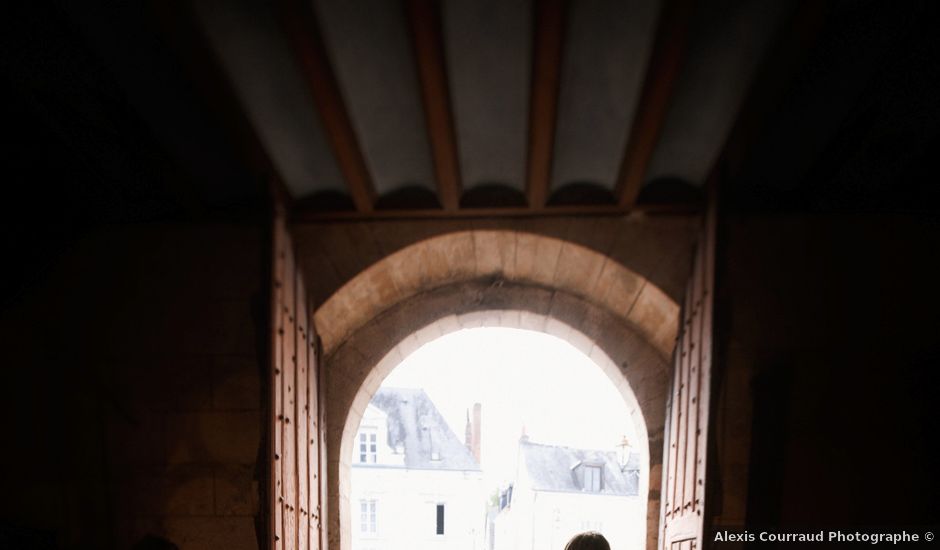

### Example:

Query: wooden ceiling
xmin=4 ymin=1 xmax=937 ymax=305
xmin=169 ymin=0 xmax=799 ymax=220
xmin=6 ymin=1 xmax=936 ymax=231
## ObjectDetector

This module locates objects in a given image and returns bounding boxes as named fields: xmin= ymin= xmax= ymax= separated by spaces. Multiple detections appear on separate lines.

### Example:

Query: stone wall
xmin=710 ymin=213 xmax=940 ymax=532
xmin=293 ymin=214 xmax=700 ymax=311
xmin=0 ymin=223 xmax=266 ymax=550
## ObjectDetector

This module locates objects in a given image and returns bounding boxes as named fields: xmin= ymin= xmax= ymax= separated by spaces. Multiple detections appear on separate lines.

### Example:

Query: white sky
xmin=379 ymin=327 xmax=638 ymax=493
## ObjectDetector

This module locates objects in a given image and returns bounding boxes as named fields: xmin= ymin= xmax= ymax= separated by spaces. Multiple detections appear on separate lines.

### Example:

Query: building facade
xmin=351 ymin=388 xmax=485 ymax=550
xmin=492 ymin=438 xmax=644 ymax=550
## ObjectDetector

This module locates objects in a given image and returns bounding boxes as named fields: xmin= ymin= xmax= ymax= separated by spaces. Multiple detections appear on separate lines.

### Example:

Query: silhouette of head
xmin=564 ymin=531 xmax=611 ymax=550
xmin=132 ymin=535 xmax=178 ymax=550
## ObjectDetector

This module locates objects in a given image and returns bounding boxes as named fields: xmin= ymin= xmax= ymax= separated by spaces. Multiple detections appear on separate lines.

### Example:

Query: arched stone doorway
xmin=312 ymin=231 xmax=679 ymax=550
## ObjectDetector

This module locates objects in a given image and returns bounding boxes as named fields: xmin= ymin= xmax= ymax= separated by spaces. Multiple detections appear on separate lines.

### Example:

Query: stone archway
xmin=314 ymin=231 xmax=679 ymax=359
xmin=312 ymin=230 xmax=679 ymax=550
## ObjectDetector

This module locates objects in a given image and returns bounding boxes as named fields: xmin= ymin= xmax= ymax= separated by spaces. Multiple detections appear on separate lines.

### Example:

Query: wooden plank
xmin=406 ymin=0 xmax=462 ymax=211
xmin=615 ymin=0 xmax=694 ymax=209
xmin=318 ymin=357 xmax=329 ymax=550
xmin=272 ymin=218 xmax=287 ymax=550
xmin=676 ymin=278 xmax=690 ymax=514
xmin=659 ymin=388 xmax=672 ymax=540
xmin=307 ymin=332 xmax=319 ymax=549
xmin=694 ymin=192 xmax=717 ymax=512
xmin=525 ymin=0 xmax=566 ymax=209
xmin=683 ymin=243 xmax=704 ymax=511
xmin=674 ymin=276 xmax=693 ymax=515
xmin=282 ymin=240 xmax=298 ymax=550
xmin=308 ymin=326 xmax=326 ymax=548
xmin=292 ymin=200 xmax=702 ymax=222
xmin=665 ymin=330 xmax=678 ymax=517
xmin=275 ymin=0 xmax=376 ymax=212
xmin=296 ymin=271 xmax=309 ymax=550
xmin=665 ymin=279 xmax=687 ymax=518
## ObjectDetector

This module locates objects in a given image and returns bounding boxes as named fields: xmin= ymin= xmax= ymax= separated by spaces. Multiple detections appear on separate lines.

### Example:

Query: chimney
xmin=471 ymin=403 xmax=482 ymax=464
xmin=465 ymin=409 xmax=472 ymax=452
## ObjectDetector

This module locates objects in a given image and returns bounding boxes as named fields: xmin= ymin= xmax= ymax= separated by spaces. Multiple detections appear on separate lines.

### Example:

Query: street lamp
xmin=617 ymin=435 xmax=632 ymax=470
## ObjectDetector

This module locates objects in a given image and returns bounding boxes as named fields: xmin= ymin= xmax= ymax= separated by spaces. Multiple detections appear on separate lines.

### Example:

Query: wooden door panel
xmin=283 ymin=242 xmax=298 ymax=549
xmin=272 ymin=222 xmax=285 ymax=550
xmin=272 ymin=217 xmax=323 ymax=550
xmin=296 ymin=271 xmax=310 ymax=550
xmin=661 ymin=206 xmax=715 ymax=550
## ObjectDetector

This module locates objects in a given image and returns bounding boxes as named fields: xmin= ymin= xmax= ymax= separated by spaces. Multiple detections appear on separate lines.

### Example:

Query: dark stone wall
xmin=0 ymin=223 xmax=267 ymax=550
xmin=711 ymin=213 xmax=940 ymax=533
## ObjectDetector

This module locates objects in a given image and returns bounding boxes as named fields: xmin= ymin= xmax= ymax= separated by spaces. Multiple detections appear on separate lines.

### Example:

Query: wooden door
xmin=659 ymin=203 xmax=715 ymax=550
xmin=271 ymin=216 xmax=324 ymax=550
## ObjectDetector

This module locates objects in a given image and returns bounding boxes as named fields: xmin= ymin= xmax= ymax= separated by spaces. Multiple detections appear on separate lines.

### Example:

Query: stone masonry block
xmin=513 ymin=232 xmax=562 ymax=286
xmin=214 ymin=464 xmax=259 ymax=516
xmin=163 ymin=464 xmax=216 ymax=516
xmin=473 ymin=230 xmax=516 ymax=277
xmin=627 ymin=284 xmax=679 ymax=360
xmin=162 ymin=516 xmax=257 ymax=550
xmin=553 ymin=242 xmax=607 ymax=299
xmin=517 ymin=310 xmax=548 ymax=332
xmin=595 ymin=260 xmax=645 ymax=321
xmin=212 ymin=355 xmax=260 ymax=411
xmin=108 ymin=412 xmax=167 ymax=466
xmin=166 ymin=411 xmax=261 ymax=465
xmin=546 ymin=292 xmax=590 ymax=330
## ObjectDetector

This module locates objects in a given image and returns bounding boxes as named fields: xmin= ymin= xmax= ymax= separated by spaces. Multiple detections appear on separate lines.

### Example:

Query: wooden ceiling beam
xmin=406 ymin=0 xmax=462 ymax=211
xmin=276 ymin=0 xmax=376 ymax=213
xmin=293 ymin=201 xmax=700 ymax=222
xmin=525 ymin=0 xmax=566 ymax=209
xmin=615 ymin=0 xmax=694 ymax=209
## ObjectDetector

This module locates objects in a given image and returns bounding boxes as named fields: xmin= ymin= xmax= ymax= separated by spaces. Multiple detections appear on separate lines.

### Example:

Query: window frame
xmin=359 ymin=498 xmax=378 ymax=536
xmin=583 ymin=464 xmax=602 ymax=492
xmin=435 ymin=503 xmax=445 ymax=536
xmin=358 ymin=429 xmax=378 ymax=463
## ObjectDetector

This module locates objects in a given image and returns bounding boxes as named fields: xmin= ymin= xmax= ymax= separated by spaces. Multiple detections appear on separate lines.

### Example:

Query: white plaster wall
xmin=351 ymin=466 xmax=485 ymax=550
xmin=494 ymin=485 xmax=644 ymax=550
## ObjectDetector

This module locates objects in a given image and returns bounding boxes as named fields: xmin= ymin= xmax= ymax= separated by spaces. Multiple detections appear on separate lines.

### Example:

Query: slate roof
xmin=519 ymin=439 xmax=640 ymax=496
xmin=366 ymin=387 xmax=480 ymax=471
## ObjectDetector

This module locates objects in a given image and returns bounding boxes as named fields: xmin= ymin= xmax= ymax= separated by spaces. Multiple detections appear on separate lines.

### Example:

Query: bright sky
xmin=380 ymin=327 xmax=638 ymax=493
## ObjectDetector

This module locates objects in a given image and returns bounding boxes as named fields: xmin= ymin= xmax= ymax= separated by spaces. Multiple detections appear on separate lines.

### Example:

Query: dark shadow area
xmin=132 ymin=535 xmax=179 ymax=550
xmin=636 ymin=177 xmax=703 ymax=206
xmin=717 ymin=213 xmax=940 ymax=539
xmin=460 ymin=183 xmax=527 ymax=208
xmin=375 ymin=185 xmax=442 ymax=210
xmin=546 ymin=183 xmax=616 ymax=206
xmin=294 ymin=190 xmax=357 ymax=213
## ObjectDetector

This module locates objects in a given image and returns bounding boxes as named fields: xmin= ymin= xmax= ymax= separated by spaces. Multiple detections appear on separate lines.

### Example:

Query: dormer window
xmin=583 ymin=465 xmax=602 ymax=492
xmin=359 ymin=429 xmax=377 ymax=463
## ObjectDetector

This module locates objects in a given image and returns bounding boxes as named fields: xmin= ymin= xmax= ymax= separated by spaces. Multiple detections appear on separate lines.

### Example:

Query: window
xmin=435 ymin=503 xmax=445 ymax=535
xmin=360 ymin=499 xmax=377 ymax=534
xmin=359 ymin=430 xmax=377 ymax=463
xmin=581 ymin=520 xmax=604 ymax=532
xmin=584 ymin=465 xmax=602 ymax=492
